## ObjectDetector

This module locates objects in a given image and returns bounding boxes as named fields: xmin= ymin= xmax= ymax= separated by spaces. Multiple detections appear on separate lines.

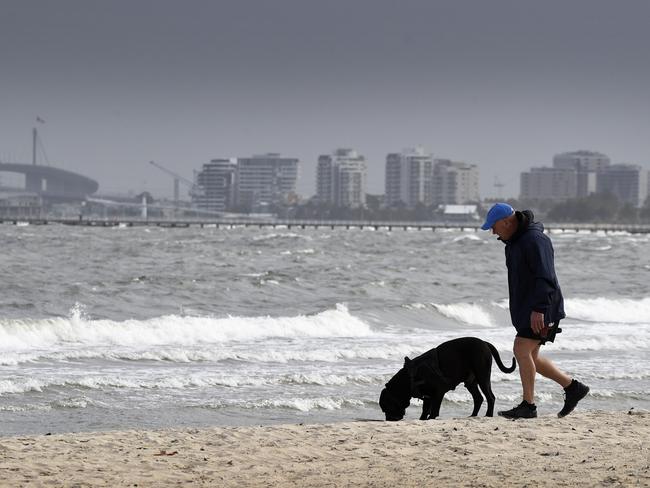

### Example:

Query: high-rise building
xmin=193 ymin=153 xmax=298 ymax=213
xmin=193 ymin=158 xmax=237 ymax=212
xmin=385 ymin=147 xmax=433 ymax=207
xmin=597 ymin=164 xmax=648 ymax=207
xmin=235 ymin=153 xmax=299 ymax=211
xmin=520 ymin=167 xmax=578 ymax=201
xmin=553 ymin=151 xmax=610 ymax=197
xmin=316 ymin=155 xmax=333 ymax=204
xmin=432 ymin=159 xmax=480 ymax=205
xmin=316 ymin=149 xmax=367 ymax=208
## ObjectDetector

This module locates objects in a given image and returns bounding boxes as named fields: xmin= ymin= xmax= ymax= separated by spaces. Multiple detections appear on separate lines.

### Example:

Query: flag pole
xmin=32 ymin=127 xmax=37 ymax=165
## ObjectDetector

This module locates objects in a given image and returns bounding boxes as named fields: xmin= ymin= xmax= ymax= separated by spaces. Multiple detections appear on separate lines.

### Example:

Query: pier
xmin=2 ymin=217 xmax=650 ymax=234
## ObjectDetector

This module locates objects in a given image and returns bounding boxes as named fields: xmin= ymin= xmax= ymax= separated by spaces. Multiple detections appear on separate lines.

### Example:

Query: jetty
xmin=2 ymin=217 xmax=650 ymax=234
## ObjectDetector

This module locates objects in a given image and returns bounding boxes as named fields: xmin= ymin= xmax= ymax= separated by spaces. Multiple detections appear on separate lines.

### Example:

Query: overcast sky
xmin=1 ymin=0 xmax=649 ymax=199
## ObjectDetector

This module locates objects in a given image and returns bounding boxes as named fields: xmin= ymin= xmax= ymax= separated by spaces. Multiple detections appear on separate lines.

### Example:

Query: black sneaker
xmin=558 ymin=380 xmax=590 ymax=418
xmin=498 ymin=400 xmax=537 ymax=419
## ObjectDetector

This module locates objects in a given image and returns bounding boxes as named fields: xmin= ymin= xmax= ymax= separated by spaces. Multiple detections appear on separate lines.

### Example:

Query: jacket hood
xmin=506 ymin=209 xmax=542 ymax=243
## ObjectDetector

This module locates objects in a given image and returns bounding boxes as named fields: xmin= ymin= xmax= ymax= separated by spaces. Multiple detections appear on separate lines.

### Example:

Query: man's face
xmin=491 ymin=217 xmax=514 ymax=241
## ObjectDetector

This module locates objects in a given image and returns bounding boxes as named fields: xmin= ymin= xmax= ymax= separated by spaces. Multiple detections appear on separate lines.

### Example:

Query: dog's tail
xmin=486 ymin=342 xmax=517 ymax=373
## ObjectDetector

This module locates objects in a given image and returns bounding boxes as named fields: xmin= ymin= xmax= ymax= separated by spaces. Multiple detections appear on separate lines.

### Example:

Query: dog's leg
xmin=477 ymin=377 xmax=496 ymax=416
xmin=466 ymin=382 xmax=484 ymax=416
xmin=427 ymin=392 xmax=445 ymax=419
xmin=420 ymin=398 xmax=431 ymax=420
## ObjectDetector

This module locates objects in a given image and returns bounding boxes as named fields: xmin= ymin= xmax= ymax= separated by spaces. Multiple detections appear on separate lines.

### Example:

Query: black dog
xmin=379 ymin=337 xmax=516 ymax=420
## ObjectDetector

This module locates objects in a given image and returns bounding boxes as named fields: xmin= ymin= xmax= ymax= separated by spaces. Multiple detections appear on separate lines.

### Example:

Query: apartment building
xmin=235 ymin=154 xmax=299 ymax=211
xmin=432 ymin=159 xmax=480 ymax=205
xmin=519 ymin=151 xmax=649 ymax=207
xmin=597 ymin=164 xmax=648 ymax=207
xmin=553 ymin=151 xmax=610 ymax=197
xmin=193 ymin=158 xmax=237 ymax=212
xmin=193 ymin=154 xmax=298 ymax=213
xmin=520 ymin=167 xmax=578 ymax=201
xmin=316 ymin=149 xmax=367 ymax=208
xmin=385 ymin=147 xmax=434 ymax=207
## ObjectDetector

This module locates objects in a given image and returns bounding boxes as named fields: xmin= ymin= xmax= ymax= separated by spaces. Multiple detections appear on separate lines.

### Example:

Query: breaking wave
xmin=565 ymin=297 xmax=650 ymax=324
xmin=432 ymin=302 xmax=499 ymax=327
xmin=0 ymin=303 xmax=372 ymax=354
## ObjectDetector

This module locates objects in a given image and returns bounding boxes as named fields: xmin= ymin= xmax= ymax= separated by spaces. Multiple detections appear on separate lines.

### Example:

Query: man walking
xmin=481 ymin=202 xmax=589 ymax=419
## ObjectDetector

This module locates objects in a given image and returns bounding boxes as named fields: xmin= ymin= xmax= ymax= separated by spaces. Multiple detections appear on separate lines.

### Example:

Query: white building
xmin=438 ymin=204 xmax=480 ymax=222
xmin=432 ymin=159 xmax=480 ymax=205
xmin=235 ymin=154 xmax=299 ymax=211
xmin=385 ymin=147 xmax=433 ymax=208
xmin=194 ymin=154 xmax=299 ymax=213
xmin=316 ymin=149 xmax=367 ymax=208
xmin=520 ymin=167 xmax=578 ymax=201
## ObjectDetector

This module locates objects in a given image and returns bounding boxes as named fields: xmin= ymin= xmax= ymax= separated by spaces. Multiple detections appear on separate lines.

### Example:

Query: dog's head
xmin=379 ymin=359 xmax=413 ymax=421
xmin=379 ymin=387 xmax=407 ymax=421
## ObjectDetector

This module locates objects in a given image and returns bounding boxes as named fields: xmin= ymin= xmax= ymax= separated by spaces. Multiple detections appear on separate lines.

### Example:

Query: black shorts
xmin=516 ymin=321 xmax=562 ymax=345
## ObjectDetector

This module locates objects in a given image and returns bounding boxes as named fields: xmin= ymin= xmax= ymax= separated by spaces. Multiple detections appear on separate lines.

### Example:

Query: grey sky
xmin=1 ymin=0 xmax=649 ymax=199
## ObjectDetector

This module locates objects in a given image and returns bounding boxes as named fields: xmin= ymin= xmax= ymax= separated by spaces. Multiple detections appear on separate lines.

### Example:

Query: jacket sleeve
xmin=524 ymin=235 xmax=558 ymax=315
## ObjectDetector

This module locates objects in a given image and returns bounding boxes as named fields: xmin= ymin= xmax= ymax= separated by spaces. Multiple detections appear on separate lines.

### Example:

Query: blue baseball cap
xmin=481 ymin=203 xmax=514 ymax=230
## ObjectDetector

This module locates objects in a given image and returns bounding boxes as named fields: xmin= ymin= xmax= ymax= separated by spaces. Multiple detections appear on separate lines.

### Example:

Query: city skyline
xmin=1 ymin=1 xmax=649 ymax=199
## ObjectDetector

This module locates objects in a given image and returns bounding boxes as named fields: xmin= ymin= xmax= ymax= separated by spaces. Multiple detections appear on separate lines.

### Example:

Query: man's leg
xmin=531 ymin=347 xmax=572 ymax=388
xmin=513 ymin=337 xmax=539 ymax=403
xmin=531 ymin=346 xmax=590 ymax=417
xmin=499 ymin=337 xmax=539 ymax=418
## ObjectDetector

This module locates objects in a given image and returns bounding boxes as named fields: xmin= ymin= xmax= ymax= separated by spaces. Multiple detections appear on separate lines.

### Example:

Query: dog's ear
xmin=404 ymin=356 xmax=411 ymax=367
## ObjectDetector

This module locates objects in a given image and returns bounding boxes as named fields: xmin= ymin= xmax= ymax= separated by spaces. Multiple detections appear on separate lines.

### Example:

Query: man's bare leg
xmin=513 ymin=337 xmax=539 ymax=403
xmin=532 ymin=347 xmax=572 ymax=388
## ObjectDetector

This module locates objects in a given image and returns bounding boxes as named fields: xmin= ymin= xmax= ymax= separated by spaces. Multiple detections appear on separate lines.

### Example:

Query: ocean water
xmin=1 ymin=223 xmax=649 ymax=435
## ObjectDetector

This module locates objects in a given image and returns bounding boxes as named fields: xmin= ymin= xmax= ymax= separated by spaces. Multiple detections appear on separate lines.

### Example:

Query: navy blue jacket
xmin=503 ymin=211 xmax=565 ymax=331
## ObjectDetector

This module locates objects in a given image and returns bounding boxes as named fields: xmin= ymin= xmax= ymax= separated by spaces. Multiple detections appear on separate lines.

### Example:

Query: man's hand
xmin=530 ymin=311 xmax=545 ymax=335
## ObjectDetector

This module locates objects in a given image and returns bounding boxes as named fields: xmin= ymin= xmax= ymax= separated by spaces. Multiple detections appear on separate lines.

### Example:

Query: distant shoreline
xmin=1 ymin=411 xmax=647 ymax=487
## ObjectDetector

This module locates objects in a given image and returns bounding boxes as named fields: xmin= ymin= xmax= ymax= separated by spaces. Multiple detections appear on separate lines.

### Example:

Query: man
xmin=481 ymin=202 xmax=589 ymax=419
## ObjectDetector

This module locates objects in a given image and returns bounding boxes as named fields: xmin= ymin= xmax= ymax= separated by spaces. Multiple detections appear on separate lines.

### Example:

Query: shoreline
xmin=1 ymin=411 xmax=647 ymax=487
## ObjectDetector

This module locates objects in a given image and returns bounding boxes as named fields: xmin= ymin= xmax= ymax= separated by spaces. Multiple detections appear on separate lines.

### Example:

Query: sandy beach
xmin=0 ymin=411 xmax=647 ymax=487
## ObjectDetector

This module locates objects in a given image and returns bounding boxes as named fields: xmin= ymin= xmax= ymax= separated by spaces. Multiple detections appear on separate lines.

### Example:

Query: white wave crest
xmin=451 ymin=234 xmax=483 ymax=243
xmin=0 ymin=303 xmax=373 ymax=354
xmin=433 ymin=302 xmax=496 ymax=327
xmin=0 ymin=341 xmax=416 ymax=366
xmin=279 ymin=373 xmax=379 ymax=386
xmin=0 ymin=372 xmax=383 ymax=395
xmin=233 ymin=397 xmax=366 ymax=412
xmin=252 ymin=232 xmax=311 ymax=242
xmin=565 ymin=297 xmax=650 ymax=324
xmin=276 ymin=397 xmax=365 ymax=411
xmin=0 ymin=378 xmax=47 ymax=395
xmin=432 ymin=297 xmax=650 ymax=327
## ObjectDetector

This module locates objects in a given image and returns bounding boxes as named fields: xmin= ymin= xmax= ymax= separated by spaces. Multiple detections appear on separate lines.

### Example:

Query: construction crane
xmin=148 ymin=160 xmax=199 ymax=203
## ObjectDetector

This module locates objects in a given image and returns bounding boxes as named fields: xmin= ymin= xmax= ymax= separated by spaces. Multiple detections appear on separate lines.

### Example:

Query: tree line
xmin=284 ymin=192 xmax=650 ymax=223
xmin=513 ymin=193 xmax=650 ymax=223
